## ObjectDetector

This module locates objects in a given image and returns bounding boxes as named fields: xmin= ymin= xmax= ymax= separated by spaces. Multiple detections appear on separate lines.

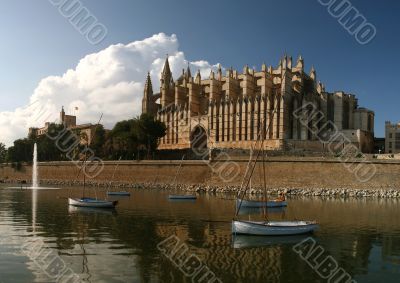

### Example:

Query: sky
xmin=0 ymin=0 xmax=399 ymax=146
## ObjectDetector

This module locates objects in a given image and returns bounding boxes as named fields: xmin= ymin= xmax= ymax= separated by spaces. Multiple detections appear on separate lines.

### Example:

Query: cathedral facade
xmin=142 ymin=56 xmax=374 ymax=153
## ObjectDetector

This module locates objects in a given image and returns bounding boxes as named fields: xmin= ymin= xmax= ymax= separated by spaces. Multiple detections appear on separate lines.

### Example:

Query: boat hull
xmin=68 ymin=198 xmax=117 ymax=208
xmin=107 ymin=192 xmax=131 ymax=196
xmin=232 ymin=220 xmax=318 ymax=236
xmin=168 ymin=195 xmax=197 ymax=200
xmin=237 ymin=198 xmax=287 ymax=208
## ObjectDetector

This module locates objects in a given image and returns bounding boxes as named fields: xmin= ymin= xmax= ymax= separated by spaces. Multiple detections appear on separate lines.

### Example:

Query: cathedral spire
xmin=310 ymin=66 xmax=316 ymax=80
xmin=161 ymin=55 xmax=172 ymax=86
xmin=296 ymin=55 xmax=304 ymax=70
xmin=243 ymin=65 xmax=249 ymax=74
xmin=142 ymin=72 xmax=154 ymax=114
xmin=282 ymin=55 xmax=287 ymax=69
xmin=209 ymin=69 xmax=215 ymax=80
xmin=195 ymin=69 xmax=201 ymax=83
xmin=261 ymin=62 xmax=267 ymax=72
xmin=162 ymin=55 xmax=171 ymax=77
xmin=217 ymin=64 xmax=222 ymax=80
xmin=144 ymin=72 xmax=153 ymax=95
xmin=186 ymin=62 xmax=192 ymax=78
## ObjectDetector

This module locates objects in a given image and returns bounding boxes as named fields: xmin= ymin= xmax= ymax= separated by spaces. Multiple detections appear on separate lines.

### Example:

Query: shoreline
xmin=2 ymin=179 xmax=400 ymax=199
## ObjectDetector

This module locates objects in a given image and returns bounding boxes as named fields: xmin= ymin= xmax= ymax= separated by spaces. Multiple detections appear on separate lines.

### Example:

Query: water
xmin=0 ymin=185 xmax=400 ymax=283
xmin=32 ymin=143 xmax=38 ymax=188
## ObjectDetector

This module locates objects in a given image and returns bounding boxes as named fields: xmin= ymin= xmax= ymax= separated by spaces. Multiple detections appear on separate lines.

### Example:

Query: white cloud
xmin=0 ymin=33 xmax=222 ymax=147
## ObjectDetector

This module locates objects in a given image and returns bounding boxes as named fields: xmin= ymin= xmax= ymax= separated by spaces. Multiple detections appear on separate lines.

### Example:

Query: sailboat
xmin=232 ymin=98 xmax=318 ymax=236
xmin=68 ymin=197 xmax=118 ymax=208
xmin=68 ymin=114 xmax=118 ymax=209
xmin=68 ymin=159 xmax=118 ymax=208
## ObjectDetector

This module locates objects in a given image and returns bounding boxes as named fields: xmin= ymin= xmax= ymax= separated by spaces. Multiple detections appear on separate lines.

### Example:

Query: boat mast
xmin=235 ymin=94 xmax=279 ymax=218
xmin=109 ymin=156 xmax=122 ymax=190
xmin=172 ymin=155 xmax=185 ymax=191
xmin=87 ymin=113 xmax=103 ymax=200
xmin=83 ymin=160 xmax=86 ymax=198
xmin=262 ymin=142 xmax=268 ymax=220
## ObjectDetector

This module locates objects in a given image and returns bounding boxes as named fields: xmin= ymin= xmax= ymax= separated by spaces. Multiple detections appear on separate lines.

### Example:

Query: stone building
xmin=29 ymin=107 xmax=98 ymax=145
xmin=142 ymin=55 xmax=375 ymax=153
xmin=385 ymin=121 xmax=400 ymax=153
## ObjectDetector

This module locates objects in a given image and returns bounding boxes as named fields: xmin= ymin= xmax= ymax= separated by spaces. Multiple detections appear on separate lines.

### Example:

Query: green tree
xmin=134 ymin=113 xmax=166 ymax=157
xmin=91 ymin=124 xmax=106 ymax=157
xmin=106 ymin=114 xmax=166 ymax=160
xmin=0 ymin=142 xmax=6 ymax=163
xmin=108 ymin=119 xmax=138 ymax=160
xmin=7 ymin=138 xmax=34 ymax=163
xmin=6 ymin=123 xmax=81 ymax=163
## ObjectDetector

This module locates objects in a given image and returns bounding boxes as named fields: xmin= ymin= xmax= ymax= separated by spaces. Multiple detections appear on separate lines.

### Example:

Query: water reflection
xmin=68 ymin=206 xmax=117 ymax=215
xmin=232 ymin=234 xmax=309 ymax=249
xmin=0 ymin=185 xmax=400 ymax=282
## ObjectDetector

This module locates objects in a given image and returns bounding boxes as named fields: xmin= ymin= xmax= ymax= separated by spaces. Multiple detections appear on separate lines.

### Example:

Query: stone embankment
xmin=3 ymin=179 xmax=400 ymax=199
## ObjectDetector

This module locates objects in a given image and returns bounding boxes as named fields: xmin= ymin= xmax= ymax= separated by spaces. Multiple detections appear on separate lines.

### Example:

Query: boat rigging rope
xmin=235 ymin=93 xmax=280 ymax=218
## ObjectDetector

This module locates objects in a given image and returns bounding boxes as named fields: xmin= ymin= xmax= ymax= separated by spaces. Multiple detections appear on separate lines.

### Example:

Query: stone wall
xmin=1 ymin=158 xmax=400 ymax=190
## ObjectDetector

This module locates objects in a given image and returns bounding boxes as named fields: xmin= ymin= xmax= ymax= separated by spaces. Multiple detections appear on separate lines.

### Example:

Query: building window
xmin=389 ymin=133 xmax=393 ymax=138
xmin=389 ymin=142 xmax=392 ymax=148
xmin=396 ymin=133 xmax=400 ymax=149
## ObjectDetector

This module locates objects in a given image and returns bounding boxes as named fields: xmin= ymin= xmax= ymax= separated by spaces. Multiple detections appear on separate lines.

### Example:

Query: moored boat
xmin=232 ymin=103 xmax=320 ymax=237
xmin=107 ymin=191 xmax=131 ymax=196
xmin=232 ymin=220 xmax=318 ymax=236
xmin=168 ymin=194 xmax=197 ymax=200
xmin=68 ymin=198 xmax=118 ymax=208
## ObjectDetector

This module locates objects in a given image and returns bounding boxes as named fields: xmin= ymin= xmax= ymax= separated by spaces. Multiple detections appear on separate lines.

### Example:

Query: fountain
xmin=32 ymin=143 xmax=38 ymax=188
xmin=6 ymin=144 xmax=60 ymax=190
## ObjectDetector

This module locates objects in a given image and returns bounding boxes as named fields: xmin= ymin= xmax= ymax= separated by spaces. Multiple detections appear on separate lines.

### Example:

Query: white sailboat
xmin=233 ymin=98 xmax=318 ymax=236
xmin=68 ymin=162 xmax=118 ymax=209
xmin=68 ymin=197 xmax=118 ymax=208
xmin=68 ymin=114 xmax=118 ymax=209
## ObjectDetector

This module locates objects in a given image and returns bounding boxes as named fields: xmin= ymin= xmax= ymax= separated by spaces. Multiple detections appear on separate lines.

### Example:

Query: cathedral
xmin=142 ymin=55 xmax=374 ymax=153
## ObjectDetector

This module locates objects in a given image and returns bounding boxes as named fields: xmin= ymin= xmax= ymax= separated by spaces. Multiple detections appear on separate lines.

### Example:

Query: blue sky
xmin=0 ymin=0 xmax=399 ymax=137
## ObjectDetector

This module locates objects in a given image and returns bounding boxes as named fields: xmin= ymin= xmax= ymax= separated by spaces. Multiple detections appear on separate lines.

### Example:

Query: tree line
xmin=0 ymin=113 xmax=166 ymax=163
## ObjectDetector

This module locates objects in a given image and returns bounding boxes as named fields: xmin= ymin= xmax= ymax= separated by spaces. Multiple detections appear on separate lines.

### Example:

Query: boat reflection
xmin=168 ymin=199 xmax=197 ymax=203
xmin=232 ymin=234 xmax=309 ymax=249
xmin=68 ymin=205 xmax=117 ymax=215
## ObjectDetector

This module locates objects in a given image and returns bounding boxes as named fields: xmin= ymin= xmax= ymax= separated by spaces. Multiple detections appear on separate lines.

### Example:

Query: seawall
xmin=1 ymin=158 xmax=400 ymax=193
